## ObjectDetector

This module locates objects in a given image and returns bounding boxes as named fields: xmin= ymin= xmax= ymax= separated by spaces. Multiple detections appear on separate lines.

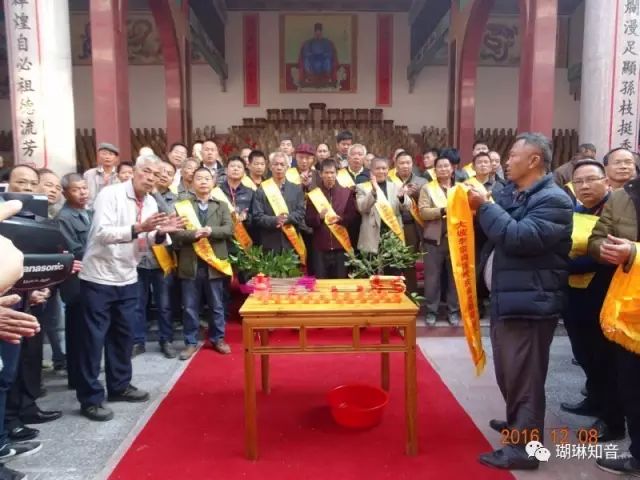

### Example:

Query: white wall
xmin=0 ymin=11 xmax=581 ymax=133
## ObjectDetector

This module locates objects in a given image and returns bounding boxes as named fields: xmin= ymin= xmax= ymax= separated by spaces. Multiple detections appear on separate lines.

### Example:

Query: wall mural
xmin=424 ymin=15 xmax=569 ymax=67
xmin=70 ymin=12 xmax=207 ymax=65
xmin=280 ymin=14 xmax=357 ymax=93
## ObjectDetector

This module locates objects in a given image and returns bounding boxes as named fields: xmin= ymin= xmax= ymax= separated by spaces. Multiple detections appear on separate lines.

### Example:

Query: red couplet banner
xmin=243 ymin=13 xmax=260 ymax=106
xmin=376 ymin=14 xmax=393 ymax=107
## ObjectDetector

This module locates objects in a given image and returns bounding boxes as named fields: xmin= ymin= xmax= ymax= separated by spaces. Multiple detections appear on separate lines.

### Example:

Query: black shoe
xmin=560 ymin=399 xmax=600 ymax=417
xmin=0 ymin=441 xmax=42 ymax=461
xmin=160 ymin=342 xmax=177 ymax=359
xmin=108 ymin=384 xmax=149 ymax=403
xmin=37 ymin=386 xmax=46 ymax=399
xmin=478 ymin=446 xmax=539 ymax=470
xmin=20 ymin=409 xmax=62 ymax=425
xmin=586 ymin=419 xmax=626 ymax=443
xmin=596 ymin=453 xmax=640 ymax=477
xmin=8 ymin=425 xmax=39 ymax=442
xmin=489 ymin=419 xmax=508 ymax=433
xmin=81 ymin=404 xmax=114 ymax=422
xmin=0 ymin=465 xmax=27 ymax=480
xmin=131 ymin=344 xmax=146 ymax=358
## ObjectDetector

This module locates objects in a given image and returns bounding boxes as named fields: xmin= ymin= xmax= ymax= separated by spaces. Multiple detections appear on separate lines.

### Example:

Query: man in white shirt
xmin=83 ymin=143 xmax=120 ymax=209
xmin=75 ymin=155 xmax=184 ymax=422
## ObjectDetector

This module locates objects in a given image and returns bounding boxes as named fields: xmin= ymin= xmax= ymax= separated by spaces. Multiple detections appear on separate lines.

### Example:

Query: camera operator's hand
xmin=29 ymin=288 xmax=50 ymax=306
xmin=0 ymin=199 xmax=25 ymax=295
xmin=0 ymin=294 xmax=40 ymax=344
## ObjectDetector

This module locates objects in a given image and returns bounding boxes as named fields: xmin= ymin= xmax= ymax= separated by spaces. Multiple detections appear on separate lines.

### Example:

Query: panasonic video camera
xmin=0 ymin=193 xmax=74 ymax=291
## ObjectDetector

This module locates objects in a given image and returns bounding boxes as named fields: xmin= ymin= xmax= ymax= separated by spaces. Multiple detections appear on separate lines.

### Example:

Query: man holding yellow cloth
xmin=559 ymin=160 xmax=625 ymax=443
xmin=305 ymin=159 xmax=358 ymax=278
xmin=172 ymin=167 xmax=234 ymax=360
xmin=588 ymin=175 xmax=640 ymax=477
xmin=468 ymin=133 xmax=573 ymax=471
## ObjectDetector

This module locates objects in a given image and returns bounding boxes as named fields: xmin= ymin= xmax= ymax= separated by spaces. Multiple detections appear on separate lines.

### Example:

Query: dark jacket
xmin=55 ymin=203 xmax=93 ymax=304
xmin=477 ymin=174 xmax=573 ymax=321
xmin=348 ymin=167 xmax=370 ymax=185
xmin=220 ymin=181 xmax=254 ymax=224
xmin=171 ymin=197 xmax=233 ymax=280
xmin=252 ymin=179 xmax=307 ymax=251
xmin=154 ymin=189 xmax=178 ymax=214
xmin=305 ymin=184 xmax=358 ymax=252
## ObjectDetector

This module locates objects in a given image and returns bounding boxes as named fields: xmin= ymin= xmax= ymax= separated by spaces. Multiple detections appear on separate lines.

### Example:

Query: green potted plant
xmin=344 ymin=231 xmax=424 ymax=305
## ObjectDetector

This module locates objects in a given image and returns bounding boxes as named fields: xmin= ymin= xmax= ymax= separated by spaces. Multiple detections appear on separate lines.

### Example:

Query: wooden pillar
xmin=150 ymin=0 xmax=191 ymax=147
xmin=447 ymin=0 xmax=495 ymax=163
xmin=90 ymin=0 xmax=131 ymax=160
xmin=517 ymin=0 xmax=558 ymax=136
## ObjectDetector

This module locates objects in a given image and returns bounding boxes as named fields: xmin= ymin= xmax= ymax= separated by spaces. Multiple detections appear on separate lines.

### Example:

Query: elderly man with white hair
xmin=74 ymin=154 xmax=184 ymax=422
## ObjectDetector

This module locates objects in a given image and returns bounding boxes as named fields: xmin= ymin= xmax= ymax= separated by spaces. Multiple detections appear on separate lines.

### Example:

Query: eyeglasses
xmin=573 ymin=176 xmax=606 ymax=186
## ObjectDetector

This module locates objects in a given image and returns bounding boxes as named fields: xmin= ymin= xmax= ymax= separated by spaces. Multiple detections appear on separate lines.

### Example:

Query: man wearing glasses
xmin=560 ymin=160 xmax=623 ymax=443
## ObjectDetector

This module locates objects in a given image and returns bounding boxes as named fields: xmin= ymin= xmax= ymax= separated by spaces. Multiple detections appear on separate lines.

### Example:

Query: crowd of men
xmin=0 ymin=129 xmax=638 ymax=479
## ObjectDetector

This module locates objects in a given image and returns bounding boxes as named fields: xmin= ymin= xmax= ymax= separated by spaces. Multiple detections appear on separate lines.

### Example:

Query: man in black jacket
xmin=468 ymin=133 xmax=573 ymax=471
xmin=252 ymin=152 xmax=307 ymax=257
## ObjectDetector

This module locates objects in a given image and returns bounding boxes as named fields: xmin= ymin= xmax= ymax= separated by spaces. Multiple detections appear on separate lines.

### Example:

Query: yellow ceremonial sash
xmin=174 ymin=199 xmax=233 ymax=276
xmin=426 ymin=167 xmax=435 ymax=179
xmin=388 ymin=171 xmax=425 ymax=228
xmin=286 ymin=167 xmax=301 ymax=185
xmin=209 ymin=186 xmax=253 ymax=251
xmin=261 ymin=178 xmax=307 ymax=265
xmin=151 ymin=245 xmax=177 ymax=276
xmin=446 ymin=184 xmax=486 ymax=375
xmin=426 ymin=179 xmax=448 ymax=209
xmin=600 ymin=243 xmax=640 ymax=354
xmin=388 ymin=167 xmax=396 ymax=178
xmin=307 ymin=187 xmax=354 ymax=255
xmin=565 ymin=182 xmax=576 ymax=196
xmin=568 ymin=213 xmax=599 ymax=288
xmin=359 ymin=181 xmax=405 ymax=243
xmin=241 ymin=175 xmax=257 ymax=191
xmin=336 ymin=168 xmax=356 ymax=188
xmin=463 ymin=163 xmax=476 ymax=177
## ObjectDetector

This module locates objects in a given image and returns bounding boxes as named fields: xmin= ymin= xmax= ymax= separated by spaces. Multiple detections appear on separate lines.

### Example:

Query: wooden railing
xmin=0 ymin=125 xmax=578 ymax=172
xmin=421 ymin=127 xmax=579 ymax=169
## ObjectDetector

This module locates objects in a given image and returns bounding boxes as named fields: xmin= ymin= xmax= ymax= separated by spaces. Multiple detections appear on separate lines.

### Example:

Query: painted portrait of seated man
xmin=298 ymin=23 xmax=338 ymax=86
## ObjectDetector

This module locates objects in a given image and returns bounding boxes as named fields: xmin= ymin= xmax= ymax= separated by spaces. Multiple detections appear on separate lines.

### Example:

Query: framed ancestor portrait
xmin=280 ymin=14 xmax=357 ymax=93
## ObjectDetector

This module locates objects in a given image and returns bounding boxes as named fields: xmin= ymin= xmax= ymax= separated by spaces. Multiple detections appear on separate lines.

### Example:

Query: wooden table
xmin=239 ymin=280 xmax=420 ymax=460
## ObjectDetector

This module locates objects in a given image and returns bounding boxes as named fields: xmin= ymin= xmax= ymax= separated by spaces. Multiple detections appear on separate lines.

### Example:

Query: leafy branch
xmin=345 ymin=231 xmax=423 ymax=278
xmin=228 ymin=241 xmax=302 ymax=279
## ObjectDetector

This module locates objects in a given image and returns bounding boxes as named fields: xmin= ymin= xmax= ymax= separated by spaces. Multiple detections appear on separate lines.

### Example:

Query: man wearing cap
xmin=287 ymin=144 xmax=320 ymax=191
xmin=84 ymin=143 xmax=120 ymax=209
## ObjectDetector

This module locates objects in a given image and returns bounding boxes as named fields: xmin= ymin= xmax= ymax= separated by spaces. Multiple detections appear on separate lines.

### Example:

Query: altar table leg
xmin=259 ymin=330 xmax=270 ymax=394
xmin=404 ymin=321 xmax=418 ymax=455
xmin=381 ymin=327 xmax=390 ymax=391
xmin=244 ymin=324 xmax=258 ymax=460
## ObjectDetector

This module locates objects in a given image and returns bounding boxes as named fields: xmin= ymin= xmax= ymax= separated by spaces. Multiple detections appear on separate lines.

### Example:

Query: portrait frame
xmin=279 ymin=13 xmax=358 ymax=93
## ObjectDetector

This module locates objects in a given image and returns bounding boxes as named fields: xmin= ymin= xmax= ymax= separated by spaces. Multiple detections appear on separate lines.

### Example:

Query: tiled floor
xmin=6 ymin=333 xmax=631 ymax=479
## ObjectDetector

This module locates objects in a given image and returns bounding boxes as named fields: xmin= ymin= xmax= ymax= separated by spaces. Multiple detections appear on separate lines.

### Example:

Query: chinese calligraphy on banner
xmin=4 ymin=0 xmax=46 ymax=166
xmin=610 ymin=0 xmax=640 ymax=150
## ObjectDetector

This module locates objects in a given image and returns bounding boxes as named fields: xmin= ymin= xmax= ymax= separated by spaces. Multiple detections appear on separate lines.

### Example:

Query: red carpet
xmin=110 ymin=327 xmax=514 ymax=480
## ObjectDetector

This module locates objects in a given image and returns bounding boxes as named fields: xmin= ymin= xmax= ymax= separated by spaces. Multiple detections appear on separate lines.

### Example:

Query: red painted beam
xmin=517 ymin=0 xmax=558 ymax=137
xmin=90 ymin=0 xmax=131 ymax=160
xmin=150 ymin=0 xmax=188 ymax=147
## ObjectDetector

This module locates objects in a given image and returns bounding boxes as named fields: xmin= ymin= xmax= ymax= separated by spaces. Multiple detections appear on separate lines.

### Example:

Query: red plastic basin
xmin=327 ymin=384 xmax=389 ymax=429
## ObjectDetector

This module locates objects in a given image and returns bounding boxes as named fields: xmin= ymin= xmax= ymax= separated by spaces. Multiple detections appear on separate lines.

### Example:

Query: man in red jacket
xmin=305 ymin=159 xmax=358 ymax=278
